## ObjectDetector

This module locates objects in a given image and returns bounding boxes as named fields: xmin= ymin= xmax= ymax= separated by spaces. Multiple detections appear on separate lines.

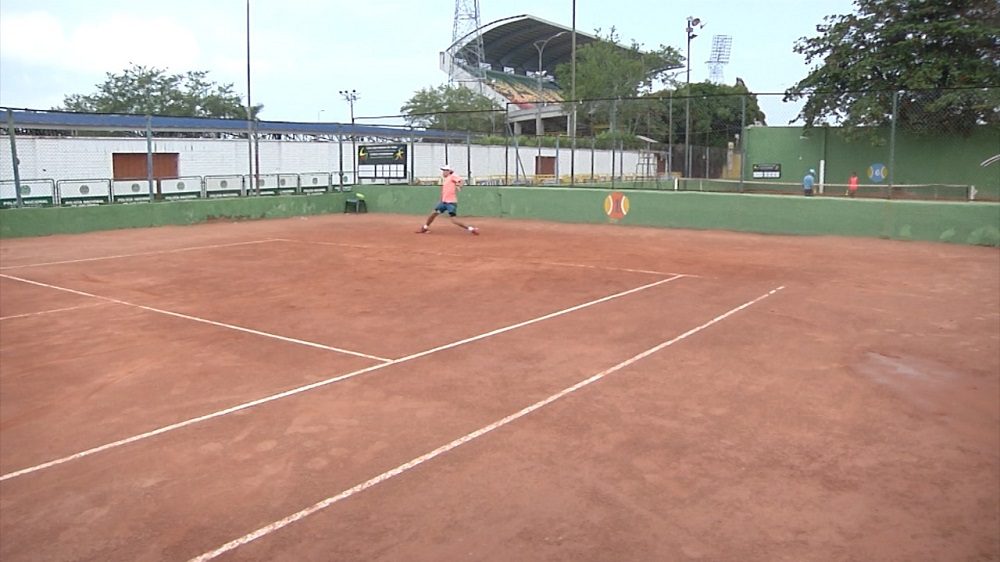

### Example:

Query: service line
xmin=0 ymin=273 xmax=391 ymax=363
xmin=189 ymin=285 xmax=786 ymax=561
xmin=0 ymin=301 xmax=109 ymax=321
xmin=0 ymin=274 xmax=685 ymax=482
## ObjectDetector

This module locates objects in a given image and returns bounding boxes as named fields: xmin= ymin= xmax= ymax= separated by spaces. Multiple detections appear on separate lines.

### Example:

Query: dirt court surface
xmin=0 ymin=213 xmax=997 ymax=562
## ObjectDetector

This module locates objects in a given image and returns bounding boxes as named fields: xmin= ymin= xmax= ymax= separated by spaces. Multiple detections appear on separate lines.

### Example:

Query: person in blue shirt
xmin=803 ymin=169 xmax=816 ymax=196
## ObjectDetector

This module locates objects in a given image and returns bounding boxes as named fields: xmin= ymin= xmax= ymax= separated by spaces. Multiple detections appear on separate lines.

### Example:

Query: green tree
xmin=653 ymin=81 xmax=766 ymax=147
xmin=785 ymin=0 xmax=999 ymax=135
xmin=554 ymin=28 xmax=683 ymax=136
xmin=400 ymin=85 xmax=502 ymax=134
xmin=61 ymin=64 xmax=261 ymax=119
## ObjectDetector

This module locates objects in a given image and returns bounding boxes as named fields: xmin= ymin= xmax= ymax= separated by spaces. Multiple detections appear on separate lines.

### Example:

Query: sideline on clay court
xmin=0 ymin=213 xmax=997 ymax=561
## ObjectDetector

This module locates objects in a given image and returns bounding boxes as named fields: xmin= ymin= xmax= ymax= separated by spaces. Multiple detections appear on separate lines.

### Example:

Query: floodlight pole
xmin=339 ymin=89 xmax=359 ymax=185
xmin=685 ymin=16 xmax=701 ymax=178
xmin=245 ymin=0 xmax=253 ymax=196
xmin=533 ymin=31 xmax=566 ymax=138
xmin=570 ymin=0 xmax=577 ymax=186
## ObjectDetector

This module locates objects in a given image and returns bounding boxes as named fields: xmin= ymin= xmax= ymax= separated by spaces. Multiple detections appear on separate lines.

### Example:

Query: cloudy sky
xmin=0 ymin=0 xmax=854 ymax=125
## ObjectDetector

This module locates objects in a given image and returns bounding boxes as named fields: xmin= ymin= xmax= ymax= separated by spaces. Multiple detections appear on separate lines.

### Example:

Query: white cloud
xmin=0 ymin=10 xmax=201 ymax=74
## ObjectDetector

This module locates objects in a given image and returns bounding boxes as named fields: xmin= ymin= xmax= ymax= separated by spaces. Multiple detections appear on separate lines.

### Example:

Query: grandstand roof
xmin=454 ymin=15 xmax=608 ymax=75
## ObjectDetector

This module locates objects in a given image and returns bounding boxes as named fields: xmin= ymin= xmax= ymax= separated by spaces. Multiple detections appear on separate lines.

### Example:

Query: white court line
xmin=0 ymin=274 xmax=684 ymax=482
xmin=273 ymin=238 xmax=689 ymax=278
xmin=0 ymin=239 xmax=281 ymax=271
xmin=0 ymin=301 xmax=108 ymax=321
xmin=189 ymin=285 xmax=786 ymax=562
xmin=0 ymin=273 xmax=391 ymax=363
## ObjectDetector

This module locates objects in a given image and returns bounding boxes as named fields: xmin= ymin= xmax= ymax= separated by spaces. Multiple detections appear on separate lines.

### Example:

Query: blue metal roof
xmin=2 ymin=108 xmax=469 ymax=140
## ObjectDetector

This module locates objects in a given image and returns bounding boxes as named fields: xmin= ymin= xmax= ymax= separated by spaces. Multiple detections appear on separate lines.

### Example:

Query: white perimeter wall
xmin=1 ymin=136 xmax=645 ymax=182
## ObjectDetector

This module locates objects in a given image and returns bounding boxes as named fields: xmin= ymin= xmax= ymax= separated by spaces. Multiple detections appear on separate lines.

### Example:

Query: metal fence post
xmin=536 ymin=114 xmax=542 ymax=182
xmin=443 ymin=114 xmax=449 ymax=165
xmin=145 ymin=115 xmax=155 ymax=202
xmin=408 ymin=126 xmax=415 ymax=185
xmin=739 ymin=95 xmax=746 ymax=192
xmin=555 ymin=135 xmax=560 ymax=183
xmin=888 ymin=90 xmax=898 ymax=199
xmin=610 ymin=99 xmax=617 ymax=188
xmin=245 ymin=120 xmax=252 ymax=197
xmin=668 ymin=92 xmax=674 ymax=178
xmin=466 ymin=133 xmax=471 ymax=180
xmin=338 ymin=134 xmax=344 ymax=191
xmin=504 ymin=103 xmax=510 ymax=185
xmin=590 ymin=136 xmax=595 ymax=182
xmin=619 ymin=139 xmax=624 ymax=183
xmin=513 ymin=132 xmax=520 ymax=184
xmin=570 ymin=103 xmax=576 ymax=187
xmin=253 ymin=119 xmax=261 ymax=195
xmin=6 ymin=109 xmax=22 ymax=207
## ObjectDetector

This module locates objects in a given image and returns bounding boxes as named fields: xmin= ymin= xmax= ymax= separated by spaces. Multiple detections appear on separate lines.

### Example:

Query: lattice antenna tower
xmin=451 ymin=0 xmax=486 ymax=89
xmin=706 ymin=35 xmax=732 ymax=83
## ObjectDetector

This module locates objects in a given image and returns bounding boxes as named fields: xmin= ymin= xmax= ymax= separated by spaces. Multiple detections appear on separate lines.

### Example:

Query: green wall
xmin=2 ymin=187 xmax=997 ymax=247
xmin=0 ymin=193 xmax=349 ymax=238
xmin=354 ymin=185 xmax=999 ymax=246
xmin=746 ymin=126 xmax=1000 ymax=199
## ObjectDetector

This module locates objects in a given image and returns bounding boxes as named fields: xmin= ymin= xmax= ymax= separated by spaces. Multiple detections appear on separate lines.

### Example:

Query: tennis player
xmin=417 ymin=164 xmax=479 ymax=235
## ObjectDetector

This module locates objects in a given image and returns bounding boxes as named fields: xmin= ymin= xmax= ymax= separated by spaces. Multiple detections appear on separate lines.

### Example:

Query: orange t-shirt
xmin=848 ymin=176 xmax=859 ymax=192
xmin=441 ymin=173 xmax=463 ymax=203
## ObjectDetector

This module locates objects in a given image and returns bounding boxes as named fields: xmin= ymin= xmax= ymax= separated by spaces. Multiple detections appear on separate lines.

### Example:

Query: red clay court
xmin=0 ymin=213 xmax=997 ymax=561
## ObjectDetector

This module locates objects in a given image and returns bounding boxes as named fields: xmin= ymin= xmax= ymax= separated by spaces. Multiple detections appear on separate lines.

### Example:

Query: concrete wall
xmin=0 ymin=192 xmax=349 ymax=237
xmin=3 ymin=186 xmax=996 ymax=246
xmin=351 ymin=185 xmax=999 ymax=246
xmin=745 ymin=126 xmax=1000 ymax=198
xmin=0 ymin=136 xmax=642 ymax=184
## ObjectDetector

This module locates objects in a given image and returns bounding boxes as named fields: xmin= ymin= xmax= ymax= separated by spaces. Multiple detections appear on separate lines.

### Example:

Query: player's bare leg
xmin=450 ymin=217 xmax=479 ymax=235
xmin=417 ymin=211 xmax=439 ymax=233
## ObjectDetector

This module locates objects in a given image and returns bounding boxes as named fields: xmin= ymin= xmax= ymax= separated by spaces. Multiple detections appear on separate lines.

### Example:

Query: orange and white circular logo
xmin=604 ymin=191 xmax=630 ymax=220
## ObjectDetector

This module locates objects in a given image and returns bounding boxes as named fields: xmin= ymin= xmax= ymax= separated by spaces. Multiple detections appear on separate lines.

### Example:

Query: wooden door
xmin=535 ymin=156 xmax=556 ymax=176
xmin=113 ymin=153 xmax=179 ymax=180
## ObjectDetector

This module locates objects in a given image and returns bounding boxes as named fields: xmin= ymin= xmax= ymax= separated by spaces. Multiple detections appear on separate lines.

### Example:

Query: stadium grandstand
xmin=440 ymin=15 xmax=625 ymax=136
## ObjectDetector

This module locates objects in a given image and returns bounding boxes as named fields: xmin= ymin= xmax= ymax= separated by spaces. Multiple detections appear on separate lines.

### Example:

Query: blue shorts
xmin=435 ymin=202 xmax=458 ymax=216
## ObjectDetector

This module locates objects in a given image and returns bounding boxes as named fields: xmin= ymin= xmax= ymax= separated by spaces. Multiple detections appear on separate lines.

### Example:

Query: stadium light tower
xmin=685 ymin=16 xmax=704 ymax=178
xmin=707 ymin=35 xmax=733 ymax=83
xmin=533 ymin=31 xmax=566 ymax=136
xmin=339 ymin=89 xmax=359 ymax=183
xmin=451 ymin=0 xmax=486 ymax=91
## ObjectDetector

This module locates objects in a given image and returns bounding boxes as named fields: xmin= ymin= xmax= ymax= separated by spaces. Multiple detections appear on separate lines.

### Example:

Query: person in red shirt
xmin=417 ymin=164 xmax=479 ymax=235
xmin=847 ymin=171 xmax=859 ymax=197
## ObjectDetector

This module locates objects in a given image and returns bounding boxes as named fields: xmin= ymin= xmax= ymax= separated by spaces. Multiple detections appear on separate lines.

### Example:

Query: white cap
xmin=440 ymin=164 xmax=454 ymax=172
xmin=809 ymin=169 xmax=815 ymax=174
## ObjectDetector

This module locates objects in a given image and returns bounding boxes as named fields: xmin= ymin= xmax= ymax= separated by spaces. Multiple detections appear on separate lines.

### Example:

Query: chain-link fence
xmin=2 ymin=87 xmax=997 ymax=208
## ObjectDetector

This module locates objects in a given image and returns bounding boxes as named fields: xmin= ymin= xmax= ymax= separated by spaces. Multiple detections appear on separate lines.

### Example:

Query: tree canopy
xmin=555 ymin=28 xmax=683 ymax=101
xmin=651 ymin=81 xmax=766 ymax=148
xmin=61 ymin=64 xmax=261 ymax=119
xmin=785 ymin=0 xmax=999 ymax=135
xmin=554 ymin=28 xmax=683 ymax=136
xmin=399 ymin=84 xmax=502 ymax=134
